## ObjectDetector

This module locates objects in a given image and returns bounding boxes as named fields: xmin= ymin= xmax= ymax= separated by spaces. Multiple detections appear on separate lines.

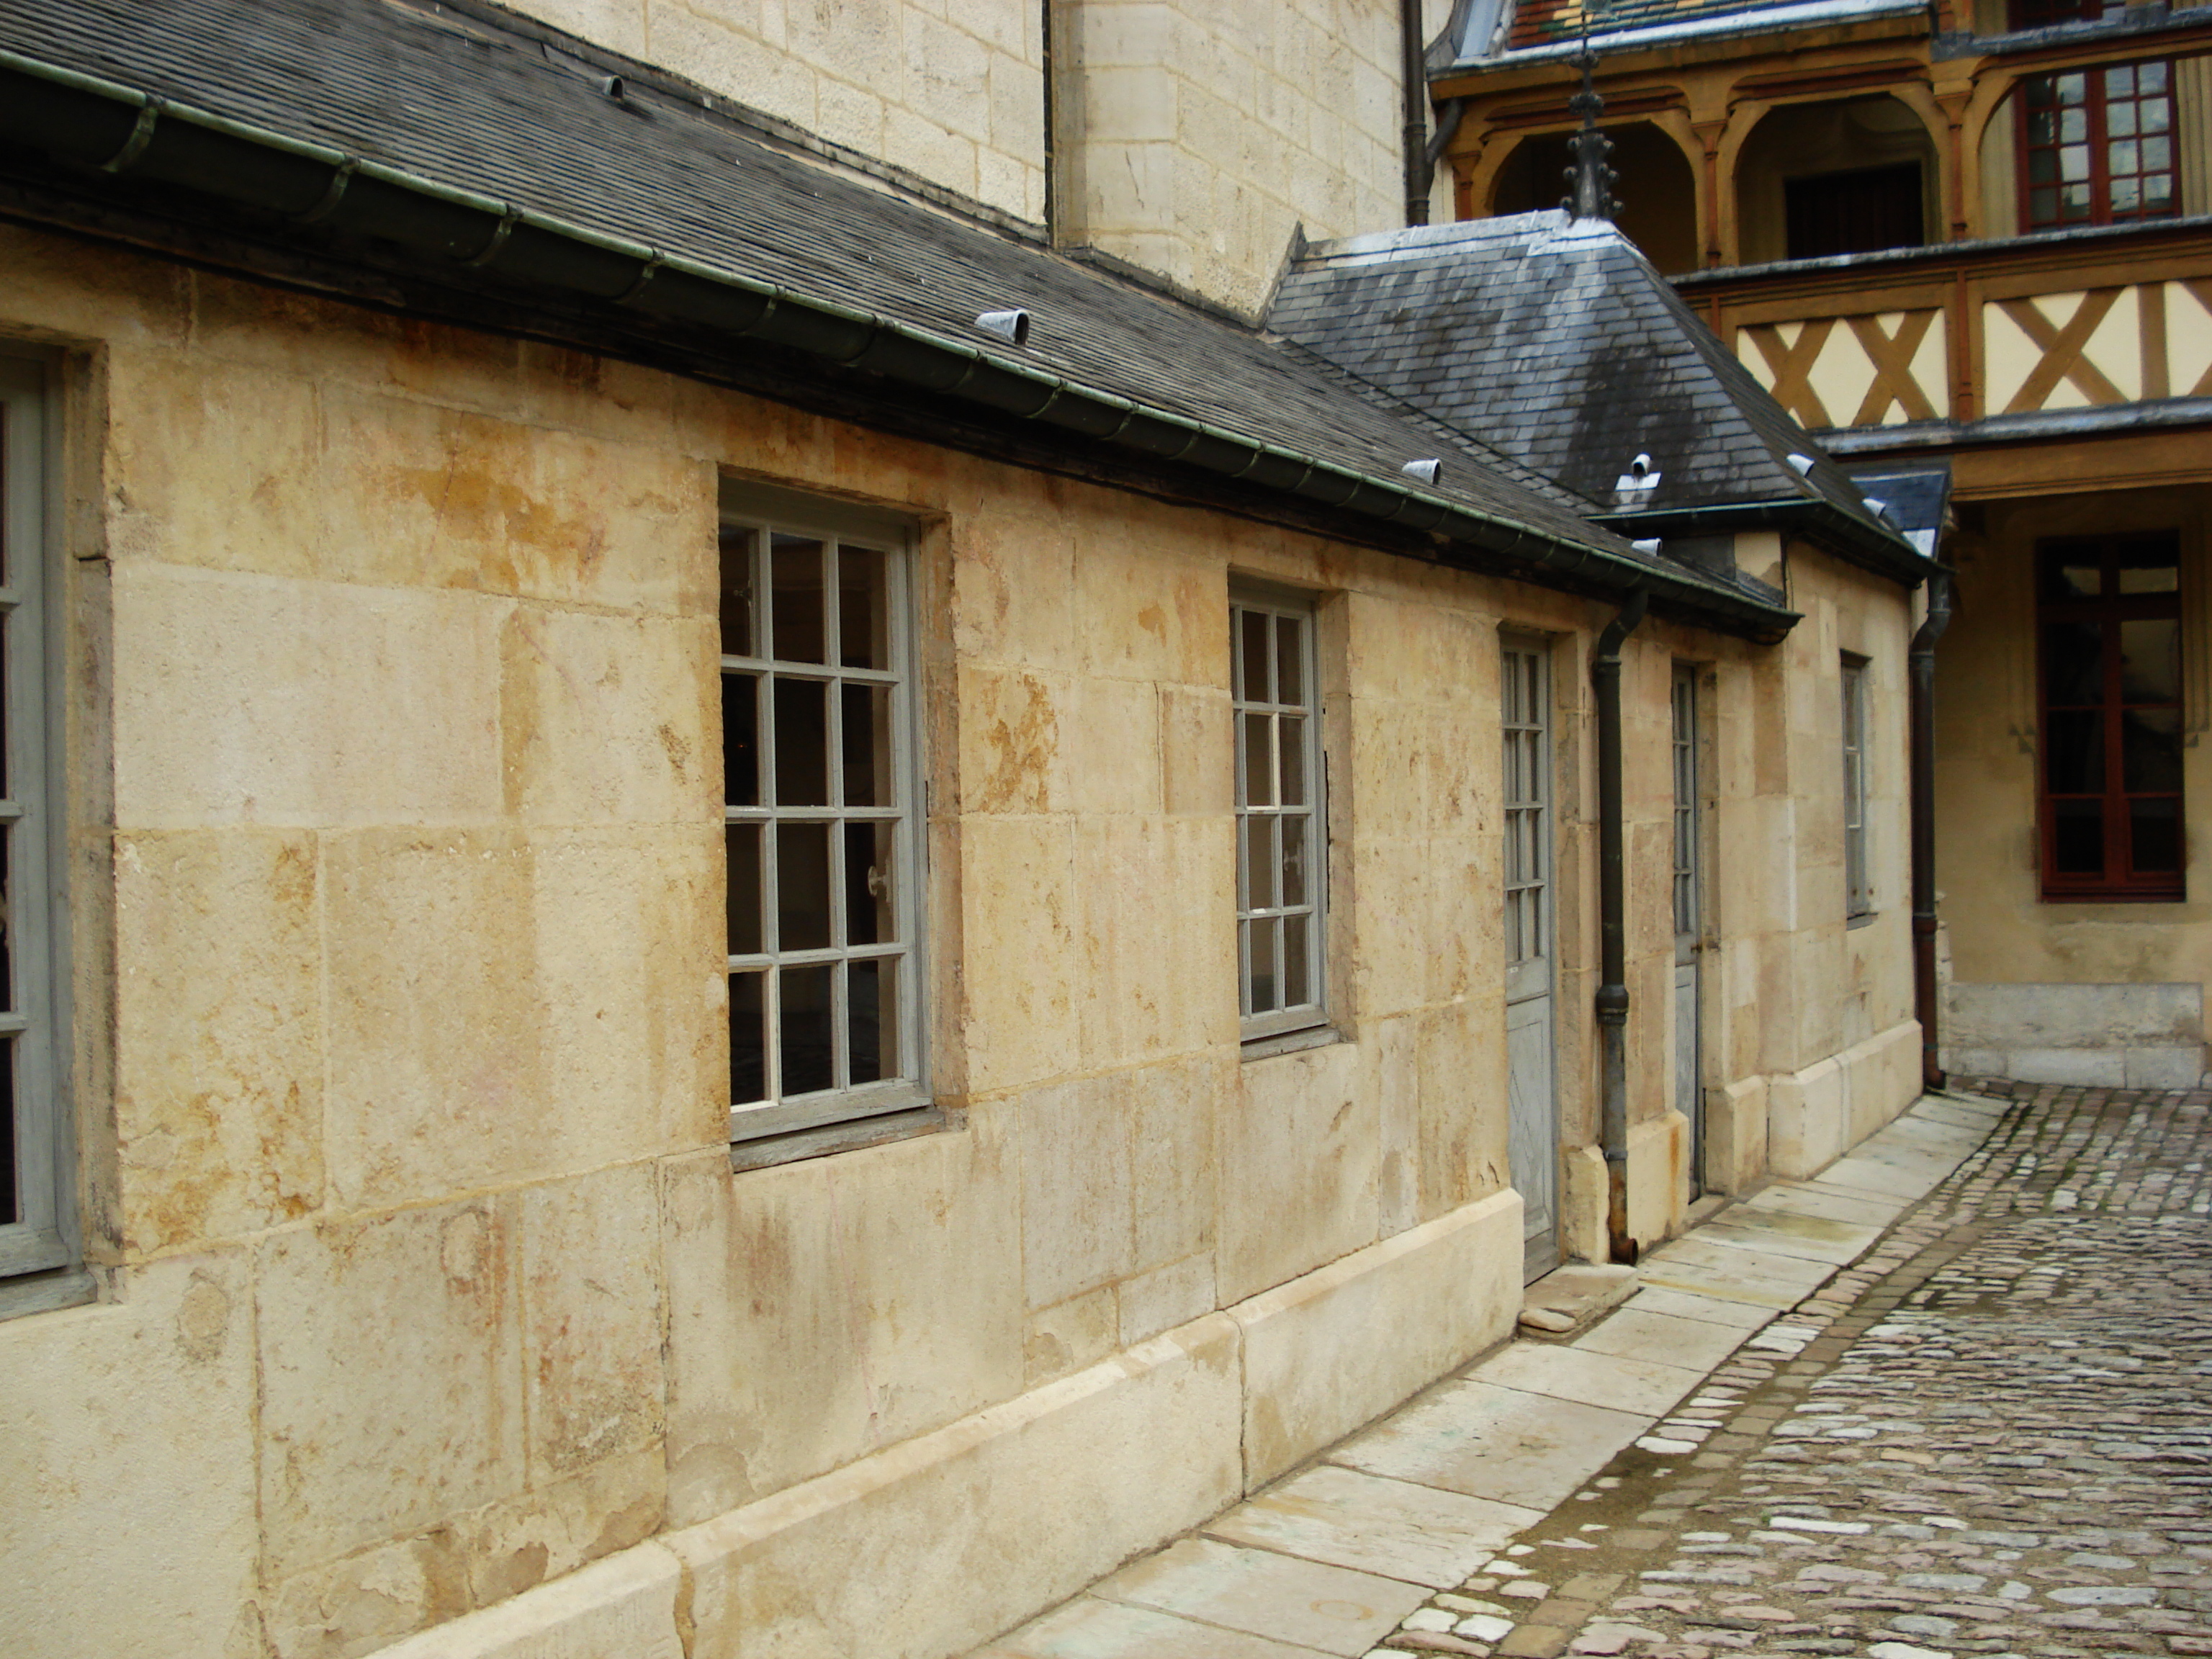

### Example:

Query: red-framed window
xmin=2018 ymin=60 xmax=2180 ymax=230
xmin=2037 ymin=533 xmax=2186 ymax=902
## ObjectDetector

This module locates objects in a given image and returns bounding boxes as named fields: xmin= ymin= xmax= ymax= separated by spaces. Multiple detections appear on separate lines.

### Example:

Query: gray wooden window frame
xmin=719 ymin=480 xmax=927 ymax=1146
xmin=0 ymin=351 xmax=78 ymax=1313
xmin=1233 ymin=589 xmax=1328 ymax=1043
xmin=1501 ymin=636 xmax=1553 ymax=992
xmin=1842 ymin=654 xmax=1873 ymax=919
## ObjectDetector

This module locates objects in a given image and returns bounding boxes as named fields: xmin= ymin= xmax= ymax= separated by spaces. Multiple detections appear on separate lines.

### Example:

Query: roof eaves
xmin=0 ymin=37 xmax=1794 ymax=638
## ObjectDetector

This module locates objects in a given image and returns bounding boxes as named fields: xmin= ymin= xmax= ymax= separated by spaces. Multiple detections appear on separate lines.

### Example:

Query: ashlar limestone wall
xmin=0 ymin=217 xmax=1920 ymax=1659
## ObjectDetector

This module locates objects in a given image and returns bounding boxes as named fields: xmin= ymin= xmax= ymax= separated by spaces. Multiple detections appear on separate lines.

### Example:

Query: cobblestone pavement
xmin=1375 ymin=1079 xmax=2212 ymax=1659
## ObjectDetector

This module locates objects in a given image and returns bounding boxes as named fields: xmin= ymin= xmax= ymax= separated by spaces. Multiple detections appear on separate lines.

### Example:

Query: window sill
xmin=1241 ymin=1023 xmax=1344 ymax=1063
xmin=1847 ymin=909 xmax=1878 ymax=930
xmin=0 ymin=1267 xmax=95 ymax=1323
xmin=730 ymin=1105 xmax=949 ymax=1171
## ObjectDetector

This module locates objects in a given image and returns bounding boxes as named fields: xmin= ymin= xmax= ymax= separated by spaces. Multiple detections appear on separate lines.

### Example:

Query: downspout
xmin=1040 ymin=0 xmax=1057 ymax=241
xmin=1403 ymin=0 xmax=1430 ymax=225
xmin=1594 ymin=586 xmax=1649 ymax=1264
xmin=1910 ymin=566 xmax=1954 ymax=1092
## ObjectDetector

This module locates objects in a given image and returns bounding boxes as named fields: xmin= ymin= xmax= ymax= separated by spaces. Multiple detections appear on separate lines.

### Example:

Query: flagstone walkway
xmin=966 ymin=1090 xmax=2018 ymax=1659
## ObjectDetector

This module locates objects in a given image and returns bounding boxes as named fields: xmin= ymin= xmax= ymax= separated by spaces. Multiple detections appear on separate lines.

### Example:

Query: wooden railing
xmin=1672 ymin=217 xmax=2212 ymax=434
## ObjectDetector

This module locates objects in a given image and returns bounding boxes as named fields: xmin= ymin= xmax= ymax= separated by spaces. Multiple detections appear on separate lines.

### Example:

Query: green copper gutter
xmin=0 ymin=45 xmax=1802 ymax=637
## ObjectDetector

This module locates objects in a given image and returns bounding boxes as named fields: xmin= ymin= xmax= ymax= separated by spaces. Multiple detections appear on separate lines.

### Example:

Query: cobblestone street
xmin=1377 ymin=1080 xmax=2212 ymax=1659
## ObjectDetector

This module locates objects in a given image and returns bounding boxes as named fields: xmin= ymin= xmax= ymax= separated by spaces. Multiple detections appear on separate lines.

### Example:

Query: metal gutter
xmin=0 ymin=43 xmax=1797 ymax=637
xmin=1909 ymin=566 xmax=1954 ymax=1093
xmin=1591 ymin=496 xmax=1931 ymax=586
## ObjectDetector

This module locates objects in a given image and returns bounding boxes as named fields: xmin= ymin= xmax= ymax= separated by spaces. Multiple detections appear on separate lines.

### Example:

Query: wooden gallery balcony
xmin=1671 ymin=217 xmax=2212 ymax=467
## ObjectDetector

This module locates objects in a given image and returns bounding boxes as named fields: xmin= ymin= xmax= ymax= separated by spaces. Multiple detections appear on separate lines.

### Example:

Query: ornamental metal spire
xmin=1561 ymin=31 xmax=1619 ymax=223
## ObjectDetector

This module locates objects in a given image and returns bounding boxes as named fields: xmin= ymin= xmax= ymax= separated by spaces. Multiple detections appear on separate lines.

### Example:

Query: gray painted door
xmin=1672 ymin=666 xmax=1704 ymax=1196
xmin=1503 ymin=640 xmax=1558 ymax=1280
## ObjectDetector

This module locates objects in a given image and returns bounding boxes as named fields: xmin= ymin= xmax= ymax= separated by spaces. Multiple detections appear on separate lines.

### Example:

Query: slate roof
xmin=0 ymin=0 xmax=1722 ymax=591
xmin=1267 ymin=212 xmax=1908 ymax=555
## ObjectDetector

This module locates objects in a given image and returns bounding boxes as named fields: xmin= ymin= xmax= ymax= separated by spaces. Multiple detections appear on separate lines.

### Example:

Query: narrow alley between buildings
xmin=976 ymin=1082 xmax=2212 ymax=1659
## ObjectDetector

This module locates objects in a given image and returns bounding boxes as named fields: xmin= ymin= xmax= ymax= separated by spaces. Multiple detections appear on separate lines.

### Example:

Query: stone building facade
xmin=1 ymin=3 xmax=1928 ymax=1658
xmin=1432 ymin=0 xmax=2212 ymax=1087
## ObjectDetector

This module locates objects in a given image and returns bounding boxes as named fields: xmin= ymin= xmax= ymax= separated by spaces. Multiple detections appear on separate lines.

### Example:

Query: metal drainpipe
xmin=1402 ymin=0 xmax=1430 ymax=225
xmin=1594 ymin=586 xmax=1649 ymax=1264
xmin=1910 ymin=565 xmax=1954 ymax=1093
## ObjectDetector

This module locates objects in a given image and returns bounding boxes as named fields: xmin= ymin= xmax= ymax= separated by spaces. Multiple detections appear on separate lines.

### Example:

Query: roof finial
xmin=1561 ymin=28 xmax=1617 ymax=223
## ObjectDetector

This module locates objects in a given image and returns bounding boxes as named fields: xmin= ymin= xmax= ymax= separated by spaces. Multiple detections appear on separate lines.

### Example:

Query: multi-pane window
xmin=1233 ymin=594 xmax=1325 ymax=1040
xmin=2037 ymin=532 xmax=2185 ymax=902
xmin=721 ymin=485 xmax=922 ymax=1142
xmin=1671 ymin=670 xmax=1699 ymax=941
xmin=1502 ymin=643 xmax=1550 ymax=971
xmin=1842 ymin=656 xmax=1871 ymax=919
xmin=2019 ymin=61 xmax=2178 ymax=230
xmin=0 ymin=353 xmax=69 ymax=1303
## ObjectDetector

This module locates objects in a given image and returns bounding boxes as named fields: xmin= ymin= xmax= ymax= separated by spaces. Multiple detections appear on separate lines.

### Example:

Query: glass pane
xmin=1242 ymin=714 xmax=1274 ymax=808
xmin=2144 ymin=98 xmax=2170 ymax=134
xmin=2045 ymin=711 xmax=2105 ymax=794
xmin=1282 ymin=813 xmax=1308 ymax=907
xmin=727 ymin=822 xmax=763 ymax=956
xmin=2146 ymin=174 xmax=2173 ymax=210
xmin=1246 ymin=814 xmax=1277 ymax=909
xmin=2042 ymin=622 xmax=2103 ymax=705
xmin=1279 ymin=716 xmax=1306 ymax=806
xmin=2117 ymin=543 xmax=2179 ymax=593
xmin=2111 ymin=140 xmax=2139 ymax=176
xmin=2038 ymin=544 xmax=2100 ymax=599
xmin=773 ymin=677 xmax=830 ymax=805
xmin=1238 ymin=609 xmax=1269 ymax=704
xmin=2109 ymin=102 xmax=2138 ymax=138
xmin=723 ymin=674 xmax=760 ymax=806
xmin=841 ymin=683 xmax=891 ymax=808
xmin=1276 ymin=616 xmax=1304 ymax=707
xmin=2121 ymin=708 xmax=2183 ymax=792
xmin=776 ymin=822 xmax=832 ymax=951
xmin=2113 ymin=176 xmax=2141 ymax=215
xmin=844 ymin=821 xmax=894 ymax=947
xmin=718 ymin=526 xmax=757 ymax=657
xmin=730 ymin=972 xmax=768 ymax=1105
xmin=2119 ymin=619 xmax=2180 ymax=703
xmin=2030 ymin=186 xmax=2058 ymax=223
xmin=2052 ymin=799 xmax=2104 ymax=875
xmin=1283 ymin=913 xmax=1310 ymax=1008
xmin=2141 ymin=61 xmax=2167 ymax=94
xmin=2144 ymin=135 xmax=2170 ymax=173
xmin=2059 ymin=73 xmax=2086 ymax=107
xmin=780 ymin=965 xmax=835 ymax=1095
xmin=2106 ymin=64 xmax=2134 ymax=99
xmin=1249 ymin=917 xmax=1279 ymax=1013
xmin=2028 ymin=110 xmax=2055 ymax=148
xmin=848 ymin=958 xmax=897 ymax=1085
xmin=770 ymin=534 xmax=827 ymax=663
xmin=837 ymin=544 xmax=890 ymax=670
xmin=2130 ymin=798 xmax=2181 ymax=873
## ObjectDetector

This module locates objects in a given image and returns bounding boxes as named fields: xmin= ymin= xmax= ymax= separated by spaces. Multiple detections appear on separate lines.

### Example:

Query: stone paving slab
xmin=1475 ymin=1341 xmax=1707 ymax=1419
xmin=1331 ymin=1381 xmax=1658 ymax=1512
xmin=1620 ymin=1288 xmax=1784 ymax=1332
xmin=1571 ymin=1308 xmax=1762 ymax=1373
xmin=1093 ymin=1537 xmax=1429 ymax=1655
xmin=1205 ymin=1466 xmax=1542 ymax=1589
xmin=1739 ymin=1183 xmax=1909 ymax=1228
xmin=976 ymin=1594 xmax=1338 ymax=1657
xmin=1689 ymin=1214 xmax=1881 ymax=1267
